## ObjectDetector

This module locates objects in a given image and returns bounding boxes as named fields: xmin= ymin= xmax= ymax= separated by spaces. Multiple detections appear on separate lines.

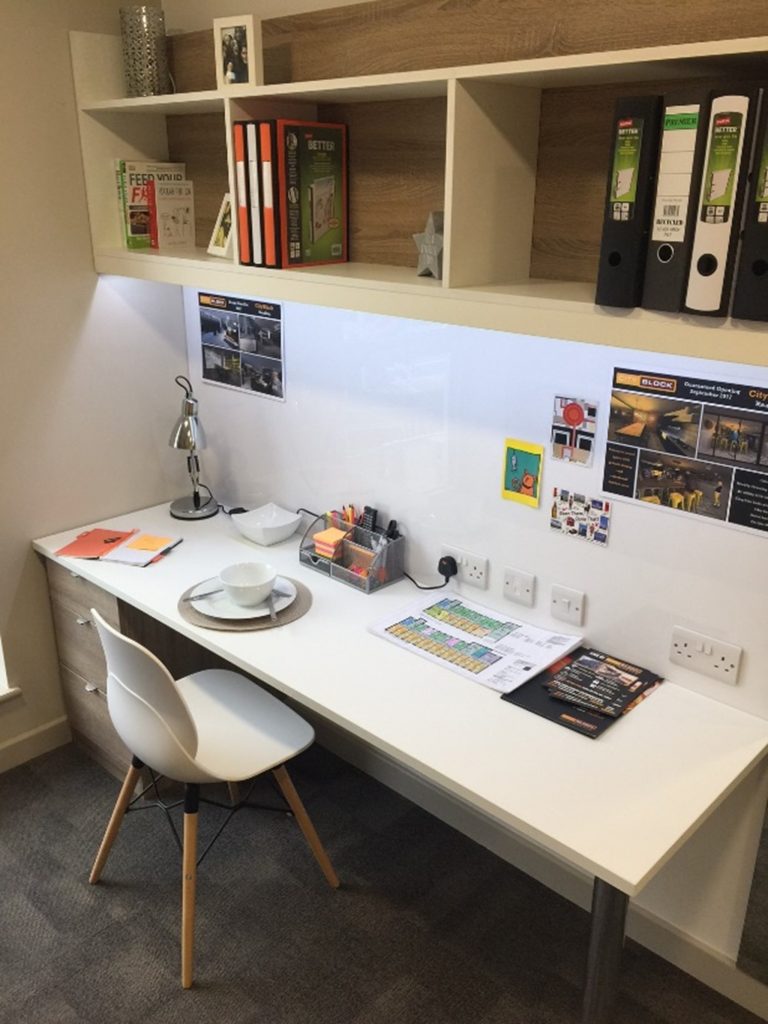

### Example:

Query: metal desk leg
xmin=582 ymin=878 xmax=630 ymax=1024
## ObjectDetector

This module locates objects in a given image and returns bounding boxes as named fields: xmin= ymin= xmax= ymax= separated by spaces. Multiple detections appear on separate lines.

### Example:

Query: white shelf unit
xmin=71 ymin=31 xmax=768 ymax=366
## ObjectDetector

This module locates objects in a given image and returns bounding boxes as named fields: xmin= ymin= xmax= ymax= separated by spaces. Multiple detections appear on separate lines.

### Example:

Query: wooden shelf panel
xmin=90 ymin=247 xmax=768 ymax=367
xmin=81 ymin=91 xmax=223 ymax=115
xmin=321 ymin=96 xmax=446 ymax=267
xmin=261 ymin=1 xmax=768 ymax=81
xmin=84 ymin=37 xmax=768 ymax=114
xmin=73 ymin=28 xmax=768 ymax=367
xmin=166 ymin=112 xmax=229 ymax=250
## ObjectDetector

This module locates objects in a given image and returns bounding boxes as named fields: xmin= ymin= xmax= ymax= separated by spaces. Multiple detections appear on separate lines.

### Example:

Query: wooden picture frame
xmin=213 ymin=15 xmax=263 ymax=89
xmin=207 ymin=194 xmax=234 ymax=257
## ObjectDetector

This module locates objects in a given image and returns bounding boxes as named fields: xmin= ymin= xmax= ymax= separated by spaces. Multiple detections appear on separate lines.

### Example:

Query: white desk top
xmin=34 ymin=504 xmax=768 ymax=897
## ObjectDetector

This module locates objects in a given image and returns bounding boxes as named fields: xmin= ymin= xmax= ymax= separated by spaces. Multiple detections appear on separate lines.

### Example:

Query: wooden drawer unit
xmin=46 ymin=560 xmax=120 ymax=626
xmin=46 ymin=561 xmax=125 ymax=778
xmin=58 ymin=663 xmax=131 ymax=779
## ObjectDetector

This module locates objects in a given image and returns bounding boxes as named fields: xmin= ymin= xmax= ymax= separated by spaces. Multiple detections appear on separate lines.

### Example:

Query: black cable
xmin=197 ymin=482 xmax=217 ymax=509
xmin=404 ymin=571 xmax=450 ymax=591
xmin=295 ymin=506 xmax=320 ymax=520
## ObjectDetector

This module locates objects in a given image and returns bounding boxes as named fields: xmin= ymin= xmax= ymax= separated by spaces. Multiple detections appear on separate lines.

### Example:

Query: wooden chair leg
xmin=272 ymin=764 xmax=339 ymax=889
xmin=89 ymin=756 xmax=143 ymax=884
xmin=181 ymin=784 xmax=199 ymax=990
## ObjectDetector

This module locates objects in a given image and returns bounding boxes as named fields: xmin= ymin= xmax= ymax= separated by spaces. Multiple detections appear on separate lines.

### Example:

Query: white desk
xmin=34 ymin=504 xmax=768 ymax=1023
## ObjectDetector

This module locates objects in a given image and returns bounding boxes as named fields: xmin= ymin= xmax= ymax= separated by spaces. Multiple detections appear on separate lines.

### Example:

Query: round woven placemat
xmin=177 ymin=577 xmax=312 ymax=631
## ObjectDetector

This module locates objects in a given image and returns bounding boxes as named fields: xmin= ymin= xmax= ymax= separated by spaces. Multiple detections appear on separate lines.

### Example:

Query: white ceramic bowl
xmin=219 ymin=561 xmax=276 ymax=607
xmin=231 ymin=503 xmax=302 ymax=546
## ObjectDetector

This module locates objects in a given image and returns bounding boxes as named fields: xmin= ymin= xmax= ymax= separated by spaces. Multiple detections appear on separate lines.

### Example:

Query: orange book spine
xmin=233 ymin=123 xmax=251 ymax=265
xmin=259 ymin=122 xmax=277 ymax=267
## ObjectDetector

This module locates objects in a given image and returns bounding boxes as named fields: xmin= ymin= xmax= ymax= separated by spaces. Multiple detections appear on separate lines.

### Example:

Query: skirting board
xmin=0 ymin=716 xmax=71 ymax=774
xmin=311 ymin=715 xmax=768 ymax=1021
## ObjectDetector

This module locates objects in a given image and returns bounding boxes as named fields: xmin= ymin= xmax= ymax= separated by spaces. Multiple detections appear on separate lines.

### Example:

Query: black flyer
xmin=502 ymin=646 xmax=663 ymax=739
xmin=602 ymin=367 xmax=768 ymax=535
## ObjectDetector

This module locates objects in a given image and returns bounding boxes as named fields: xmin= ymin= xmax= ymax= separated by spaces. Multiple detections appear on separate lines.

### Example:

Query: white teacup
xmin=219 ymin=561 xmax=276 ymax=607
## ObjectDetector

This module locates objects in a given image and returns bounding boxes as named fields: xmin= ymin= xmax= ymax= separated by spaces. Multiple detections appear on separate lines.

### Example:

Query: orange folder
xmin=55 ymin=528 xmax=137 ymax=559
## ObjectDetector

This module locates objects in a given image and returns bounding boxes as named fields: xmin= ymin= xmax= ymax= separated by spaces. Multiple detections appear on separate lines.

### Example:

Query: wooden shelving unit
xmin=71 ymin=31 xmax=768 ymax=365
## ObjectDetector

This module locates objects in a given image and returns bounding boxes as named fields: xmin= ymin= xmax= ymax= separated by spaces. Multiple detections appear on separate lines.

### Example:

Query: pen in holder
xmin=299 ymin=512 xmax=405 ymax=593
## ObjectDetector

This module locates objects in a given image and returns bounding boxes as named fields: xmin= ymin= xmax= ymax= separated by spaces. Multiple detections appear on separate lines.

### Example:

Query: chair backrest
xmin=90 ymin=610 xmax=207 ymax=782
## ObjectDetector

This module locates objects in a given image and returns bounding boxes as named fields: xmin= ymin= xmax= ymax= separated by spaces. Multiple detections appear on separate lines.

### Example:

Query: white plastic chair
xmin=88 ymin=609 xmax=339 ymax=988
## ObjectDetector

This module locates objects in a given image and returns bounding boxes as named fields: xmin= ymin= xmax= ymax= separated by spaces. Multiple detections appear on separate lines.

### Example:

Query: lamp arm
xmin=187 ymin=450 xmax=202 ymax=509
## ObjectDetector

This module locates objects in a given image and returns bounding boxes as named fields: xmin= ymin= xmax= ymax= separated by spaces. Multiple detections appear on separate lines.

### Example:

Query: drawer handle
xmin=76 ymin=616 xmax=91 ymax=626
xmin=69 ymin=571 xmax=81 ymax=579
xmin=84 ymin=682 xmax=105 ymax=697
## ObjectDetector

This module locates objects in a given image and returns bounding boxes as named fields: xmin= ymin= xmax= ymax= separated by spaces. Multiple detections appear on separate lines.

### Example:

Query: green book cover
xmin=276 ymin=121 xmax=347 ymax=267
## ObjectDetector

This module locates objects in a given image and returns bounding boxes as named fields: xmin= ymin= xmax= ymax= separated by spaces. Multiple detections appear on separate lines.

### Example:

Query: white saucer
xmin=189 ymin=576 xmax=297 ymax=620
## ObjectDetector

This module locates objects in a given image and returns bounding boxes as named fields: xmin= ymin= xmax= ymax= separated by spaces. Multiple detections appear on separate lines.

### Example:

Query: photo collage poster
xmin=198 ymin=292 xmax=284 ymax=401
xmin=603 ymin=367 xmax=768 ymax=535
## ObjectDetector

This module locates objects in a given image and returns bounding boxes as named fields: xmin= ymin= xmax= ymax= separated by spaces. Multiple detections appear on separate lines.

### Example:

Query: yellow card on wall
xmin=501 ymin=438 xmax=544 ymax=507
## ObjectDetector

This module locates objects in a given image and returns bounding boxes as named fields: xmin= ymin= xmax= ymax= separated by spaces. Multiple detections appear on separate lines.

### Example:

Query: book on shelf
xmin=246 ymin=122 xmax=264 ymax=266
xmin=147 ymin=179 xmax=195 ymax=250
xmin=502 ymin=646 xmax=664 ymax=738
xmin=232 ymin=122 xmax=265 ymax=266
xmin=233 ymin=122 xmax=253 ymax=265
xmin=641 ymin=90 xmax=711 ymax=313
xmin=684 ymin=86 xmax=762 ymax=317
xmin=259 ymin=121 xmax=279 ymax=268
xmin=115 ymin=159 xmax=186 ymax=250
xmin=275 ymin=119 xmax=348 ymax=268
xmin=732 ymin=89 xmax=768 ymax=321
xmin=594 ymin=95 xmax=662 ymax=308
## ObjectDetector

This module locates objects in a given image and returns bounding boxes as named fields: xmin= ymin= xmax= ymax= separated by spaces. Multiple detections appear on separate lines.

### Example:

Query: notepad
xmin=101 ymin=533 xmax=182 ymax=566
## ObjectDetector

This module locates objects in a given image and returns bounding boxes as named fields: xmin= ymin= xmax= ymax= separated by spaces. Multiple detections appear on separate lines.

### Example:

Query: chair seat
xmin=176 ymin=669 xmax=315 ymax=782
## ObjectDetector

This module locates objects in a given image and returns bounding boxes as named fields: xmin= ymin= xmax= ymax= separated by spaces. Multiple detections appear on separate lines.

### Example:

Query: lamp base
xmin=170 ymin=495 xmax=219 ymax=520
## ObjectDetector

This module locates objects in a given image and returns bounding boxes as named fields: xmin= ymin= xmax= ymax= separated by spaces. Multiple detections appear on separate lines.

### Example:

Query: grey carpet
xmin=0 ymin=743 xmax=761 ymax=1024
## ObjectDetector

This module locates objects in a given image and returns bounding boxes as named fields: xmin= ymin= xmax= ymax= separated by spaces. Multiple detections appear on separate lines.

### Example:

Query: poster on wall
xmin=551 ymin=396 xmax=598 ymax=466
xmin=198 ymin=292 xmax=284 ymax=401
xmin=603 ymin=367 xmax=768 ymax=535
xmin=550 ymin=488 xmax=611 ymax=544
xmin=501 ymin=439 xmax=543 ymax=507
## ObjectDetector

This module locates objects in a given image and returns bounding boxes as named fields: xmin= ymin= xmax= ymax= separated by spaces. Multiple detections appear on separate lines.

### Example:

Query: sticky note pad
xmin=313 ymin=527 xmax=347 ymax=546
xmin=127 ymin=534 xmax=173 ymax=552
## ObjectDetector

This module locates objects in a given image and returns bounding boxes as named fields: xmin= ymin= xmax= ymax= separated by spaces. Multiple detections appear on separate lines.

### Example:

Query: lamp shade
xmin=169 ymin=393 xmax=207 ymax=451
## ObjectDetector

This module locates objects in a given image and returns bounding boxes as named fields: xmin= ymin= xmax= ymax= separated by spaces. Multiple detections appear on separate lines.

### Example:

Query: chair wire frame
xmin=125 ymin=768 xmax=293 ymax=866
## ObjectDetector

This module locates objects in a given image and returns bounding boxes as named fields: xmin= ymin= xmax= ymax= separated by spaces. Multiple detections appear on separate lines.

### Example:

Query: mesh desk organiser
xmin=299 ymin=512 xmax=405 ymax=594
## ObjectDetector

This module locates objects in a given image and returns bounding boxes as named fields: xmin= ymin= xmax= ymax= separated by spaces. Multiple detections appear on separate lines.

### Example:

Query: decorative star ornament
xmin=413 ymin=210 xmax=444 ymax=279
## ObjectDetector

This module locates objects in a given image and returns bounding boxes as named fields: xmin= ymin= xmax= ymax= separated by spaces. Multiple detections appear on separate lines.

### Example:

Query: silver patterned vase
xmin=119 ymin=5 xmax=170 ymax=97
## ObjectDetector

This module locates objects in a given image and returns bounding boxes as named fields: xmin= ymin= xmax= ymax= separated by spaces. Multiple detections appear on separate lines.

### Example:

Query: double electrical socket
xmin=669 ymin=626 xmax=743 ymax=685
xmin=440 ymin=545 xmax=488 ymax=589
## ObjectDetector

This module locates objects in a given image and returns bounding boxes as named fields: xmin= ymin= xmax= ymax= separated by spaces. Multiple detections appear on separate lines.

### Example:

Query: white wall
xmin=0 ymin=0 xmax=189 ymax=770
xmin=183 ymin=290 xmax=768 ymax=973
xmin=184 ymin=295 xmax=768 ymax=719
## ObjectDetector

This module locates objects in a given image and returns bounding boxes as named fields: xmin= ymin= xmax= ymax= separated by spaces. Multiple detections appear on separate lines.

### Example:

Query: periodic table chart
xmin=372 ymin=596 xmax=581 ymax=694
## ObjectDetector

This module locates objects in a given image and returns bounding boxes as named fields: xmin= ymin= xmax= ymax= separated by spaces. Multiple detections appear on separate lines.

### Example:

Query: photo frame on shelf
xmin=207 ymin=194 xmax=234 ymax=257
xmin=212 ymin=15 xmax=263 ymax=88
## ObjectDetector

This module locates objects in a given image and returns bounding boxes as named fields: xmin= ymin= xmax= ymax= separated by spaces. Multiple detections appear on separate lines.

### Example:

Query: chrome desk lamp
xmin=168 ymin=375 xmax=218 ymax=520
